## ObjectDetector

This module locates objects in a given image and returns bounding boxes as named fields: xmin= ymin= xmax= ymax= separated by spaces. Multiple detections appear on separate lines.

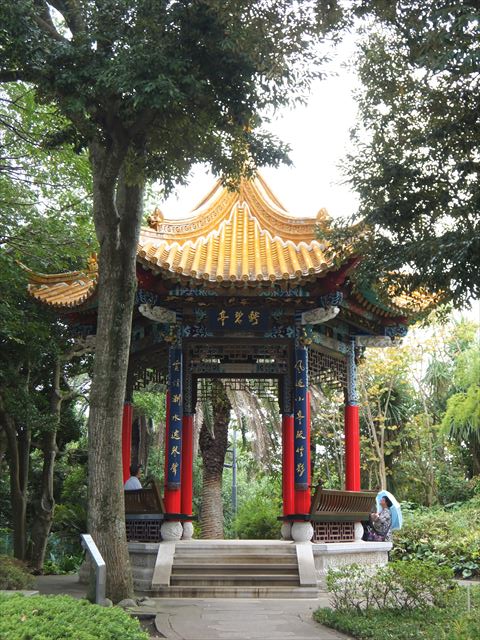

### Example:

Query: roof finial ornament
xmin=316 ymin=207 xmax=329 ymax=223
xmin=87 ymin=252 xmax=98 ymax=272
xmin=148 ymin=207 xmax=164 ymax=230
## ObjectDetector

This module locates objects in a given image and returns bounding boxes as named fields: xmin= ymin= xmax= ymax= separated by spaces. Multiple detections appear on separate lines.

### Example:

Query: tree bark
xmin=87 ymin=137 xmax=145 ymax=602
xmin=27 ymin=358 xmax=62 ymax=571
xmin=0 ymin=395 xmax=30 ymax=560
xmin=199 ymin=381 xmax=231 ymax=539
xmin=200 ymin=470 xmax=224 ymax=539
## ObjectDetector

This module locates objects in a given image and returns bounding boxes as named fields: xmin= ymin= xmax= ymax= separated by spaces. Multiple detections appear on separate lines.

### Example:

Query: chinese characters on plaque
xmin=293 ymin=347 xmax=309 ymax=489
xmin=207 ymin=307 xmax=267 ymax=330
xmin=166 ymin=347 xmax=183 ymax=488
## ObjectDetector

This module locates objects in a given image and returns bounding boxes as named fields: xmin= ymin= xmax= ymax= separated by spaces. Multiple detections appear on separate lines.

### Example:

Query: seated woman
xmin=363 ymin=495 xmax=393 ymax=542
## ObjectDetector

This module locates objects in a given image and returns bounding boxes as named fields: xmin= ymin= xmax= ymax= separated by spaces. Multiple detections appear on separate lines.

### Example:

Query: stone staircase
xmin=129 ymin=540 xmax=319 ymax=598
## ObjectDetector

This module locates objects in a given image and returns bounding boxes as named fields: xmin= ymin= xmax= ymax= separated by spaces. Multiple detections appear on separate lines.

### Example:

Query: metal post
xmin=80 ymin=534 xmax=106 ymax=606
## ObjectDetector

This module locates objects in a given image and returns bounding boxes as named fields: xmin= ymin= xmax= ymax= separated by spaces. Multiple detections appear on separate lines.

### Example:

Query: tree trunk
xmin=27 ymin=359 xmax=62 ymax=571
xmin=200 ymin=470 xmax=224 ymax=539
xmin=87 ymin=138 xmax=145 ymax=602
xmin=199 ymin=381 xmax=231 ymax=539
xmin=0 ymin=396 xmax=30 ymax=560
xmin=471 ymin=436 xmax=480 ymax=477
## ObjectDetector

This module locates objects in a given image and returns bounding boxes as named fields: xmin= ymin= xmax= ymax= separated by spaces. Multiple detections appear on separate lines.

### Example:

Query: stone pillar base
xmin=182 ymin=521 xmax=194 ymax=540
xmin=354 ymin=521 xmax=364 ymax=541
xmin=291 ymin=521 xmax=313 ymax=543
xmin=280 ymin=522 xmax=292 ymax=540
xmin=160 ymin=520 xmax=183 ymax=541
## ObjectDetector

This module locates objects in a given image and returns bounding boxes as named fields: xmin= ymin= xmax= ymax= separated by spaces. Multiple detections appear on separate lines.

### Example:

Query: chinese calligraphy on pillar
xmin=293 ymin=345 xmax=308 ymax=490
xmin=167 ymin=345 xmax=183 ymax=488
xmin=346 ymin=338 xmax=359 ymax=405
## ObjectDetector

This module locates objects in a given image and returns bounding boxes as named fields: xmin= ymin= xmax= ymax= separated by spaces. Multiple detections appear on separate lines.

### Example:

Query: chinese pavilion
xmin=27 ymin=173 xmax=425 ymax=543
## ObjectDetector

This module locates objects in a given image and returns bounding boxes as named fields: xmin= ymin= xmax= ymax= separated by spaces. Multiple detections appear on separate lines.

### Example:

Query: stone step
xmin=172 ymin=562 xmax=298 ymax=574
xmin=174 ymin=549 xmax=296 ymax=558
xmin=174 ymin=541 xmax=295 ymax=552
xmin=173 ymin=554 xmax=296 ymax=565
xmin=170 ymin=574 xmax=300 ymax=587
xmin=148 ymin=585 xmax=319 ymax=599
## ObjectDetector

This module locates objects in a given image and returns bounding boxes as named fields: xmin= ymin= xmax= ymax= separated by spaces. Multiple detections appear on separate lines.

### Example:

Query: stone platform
xmin=128 ymin=538 xmax=391 ymax=598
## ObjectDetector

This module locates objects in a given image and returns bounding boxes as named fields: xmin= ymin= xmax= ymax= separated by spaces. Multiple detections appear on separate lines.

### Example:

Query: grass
xmin=314 ymin=585 xmax=480 ymax=640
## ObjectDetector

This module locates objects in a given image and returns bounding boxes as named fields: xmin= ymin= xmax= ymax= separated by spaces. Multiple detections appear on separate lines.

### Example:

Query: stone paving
xmin=144 ymin=597 xmax=351 ymax=640
xmin=35 ymin=575 xmax=351 ymax=640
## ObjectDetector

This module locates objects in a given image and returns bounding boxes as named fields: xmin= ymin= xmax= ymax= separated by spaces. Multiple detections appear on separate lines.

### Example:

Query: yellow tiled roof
xmin=27 ymin=266 xmax=97 ymax=309
xmin=138 ymin=175 xmax=334 ymax=282
xmin=27 ymin=174 xmax=337 ymax=307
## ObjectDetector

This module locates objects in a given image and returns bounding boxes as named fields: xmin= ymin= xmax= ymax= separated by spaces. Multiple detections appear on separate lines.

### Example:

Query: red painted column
xmin=164 ymin=392 xmax=182 ymax=513
xmin=294 ymin=390 xmax=311 ymax=514
xmin=181 ymin=414 xmax=194 ymax=517
xmin=282 ymin=414 xmax=295 ymax=516
xmin=122 ymin=402 xmax=133 ymax=484
xmin=345 ymin=404 xmax=361 ymax=491
xmin=345 ymin=337 xmax=361 ymax=491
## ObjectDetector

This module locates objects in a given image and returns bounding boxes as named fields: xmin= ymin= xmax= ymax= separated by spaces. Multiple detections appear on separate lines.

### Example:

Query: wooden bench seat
xmin=310 ymin=487 xmax=376 ymax=522
xmin=310 ymin=486 xmax=376 ymax=543
xmin=125 ymin=479 xmax=165 ymax=542
xmin=279 ymin=486 xmax=377 ymax=543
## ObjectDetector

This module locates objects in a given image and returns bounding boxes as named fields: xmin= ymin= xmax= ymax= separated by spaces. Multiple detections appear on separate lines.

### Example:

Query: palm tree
xmin=197 ymin=378 xmax=281 ymax=538
xmin=198 ymin=380 xmax=231 ymax=538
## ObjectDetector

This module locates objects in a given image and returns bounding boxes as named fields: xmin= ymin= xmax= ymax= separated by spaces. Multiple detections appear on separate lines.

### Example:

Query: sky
xmin=156 ymin=35 xmax=360 ymax=221
xmin=151 ymin=35 xmax=478 ymax=321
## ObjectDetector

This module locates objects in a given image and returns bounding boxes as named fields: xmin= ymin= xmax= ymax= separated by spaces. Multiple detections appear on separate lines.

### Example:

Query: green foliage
xmin=437 ymin=473 xmax=479 ymax=506
xmin=0 ymin=594 xmax=148 ymax=640
xmin=391 ymin=497 xmax=480 ymax=578
xmin=42 ymin=551 xmax=84 ymax=576
xmin=133 ymin=390 xmax=165 ymax=424
xmin=315 ymin=585 xmax=480 ymax=640
xmin=233 ymin=492 xmax=281 ymax=540
xmin=0 ymin=556 xmax=34 ymax=590
xmin=326 ymin=561 xmax=455 ymax=612
xmin=332 ymin=2 xmax=480 ymax=306
xmin=442 ymin=343 xmax=480 ymax=447
xmin=0 ymin=1 xmax=345 ymax=186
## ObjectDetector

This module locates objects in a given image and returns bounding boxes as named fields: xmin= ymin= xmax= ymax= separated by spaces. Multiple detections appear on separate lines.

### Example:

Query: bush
xmin=392 ymin=497 xmax=480 ymax=578
xmin=0 ymin=556 xmax=35 ymax=590
xmin=233 ymin=493 xmax=281 ymax=539
xmin=0 ymin=594 xmax=149 ymax=640
xmin=315 ymin=585 xmax=480 ymax=640
xmin=326 ymin=561 xmax=455 ymax=611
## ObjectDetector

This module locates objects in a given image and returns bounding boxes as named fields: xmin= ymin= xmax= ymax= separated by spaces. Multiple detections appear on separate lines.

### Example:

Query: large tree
xmin=0 ymin=83 xmax=92 ymax=565
xmin=0 ymin=0 xmax=343 ymax=600
xmin=335 ymin=1 xmax=480 ymax=307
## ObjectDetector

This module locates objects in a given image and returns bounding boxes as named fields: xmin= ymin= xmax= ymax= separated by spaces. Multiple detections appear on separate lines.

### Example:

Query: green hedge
xmin=0 ymin=556 xmax=34 ymax=590
xmin=0 ymin=595 xmax=149 ymax=640
xmin=315 ymin=591 xmax=480 ymax=640
xmin=392 ymin=497 xmax=480 ymax=578
xmin=316 ymin=565 xmax=480 ymax=640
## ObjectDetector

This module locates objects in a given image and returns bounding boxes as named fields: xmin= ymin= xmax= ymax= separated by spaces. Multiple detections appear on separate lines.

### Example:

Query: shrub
xmin=0 ymin=556 xmax=35 ymax=590
xmin=315 ymin=585 xmax=480 ymax=640
xmin=326 ymin=561 xmax=455 ymax=612
xmin=392 ymin=497 xmax=480 ymax=578
xmin=0 ymin=594 xmax=149 ymax=640
xmin=233 ymin=493 xmax=281 ymax=539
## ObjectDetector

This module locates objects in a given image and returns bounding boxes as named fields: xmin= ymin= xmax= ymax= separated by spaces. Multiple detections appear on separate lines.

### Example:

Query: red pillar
xmin=294 ymin=390 xmax=311 ymax=514
xmin=181 ymin=414 xmax=194 ymax=517
xmin=163 ymin=392 xmax=182 ymax=513
xmin=282 ymin=414 xmax=295 ymax=516
xmin=345 ymin=404 xmax=361 ymax=491
xmin=122 ymin=402 xmax=133 ymax=484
